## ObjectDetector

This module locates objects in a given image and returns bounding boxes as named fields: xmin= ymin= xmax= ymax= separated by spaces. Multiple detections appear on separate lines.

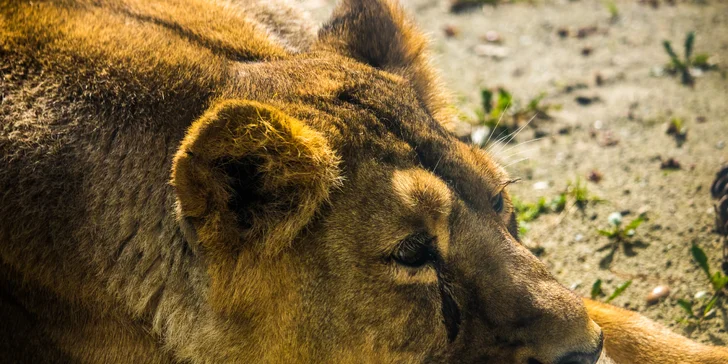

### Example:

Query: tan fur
xmin=585 ymin=299 xmax=728 ymax=364
xmin=0 ymin=0 xmax=725 ymax=363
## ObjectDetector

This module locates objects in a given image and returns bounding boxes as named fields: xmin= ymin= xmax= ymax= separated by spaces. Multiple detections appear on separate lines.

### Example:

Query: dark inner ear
xmin=218 ymin=157 xmax=268 ymax=231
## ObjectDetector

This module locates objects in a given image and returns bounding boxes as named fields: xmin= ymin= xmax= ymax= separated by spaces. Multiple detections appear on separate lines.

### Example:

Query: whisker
xmin=498 ymin=137 xmax=545 ymax=155
xmin=503 ymin=113 xmax=537 ymax=146
xmin=489 ymin=127 xmax=513 ymax=151
xmin=499 ymin=147 xmax=540 ymax=163
xmin=432 ymin=155 xmax=443 ymax=173
xmin=483 ymin=103 xmax=511 ymax=147
xmin=486 ymin=131 xmax=512 ymax=157
xmin=503 ymin=157 xmax=529 ymax=169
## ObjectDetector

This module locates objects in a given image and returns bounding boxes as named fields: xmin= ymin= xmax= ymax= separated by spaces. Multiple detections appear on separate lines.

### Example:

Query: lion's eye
xmin=491 ymin=192 xmax=504 ymax=213
xmin=393 ymin=232 xmax=436 ymax=268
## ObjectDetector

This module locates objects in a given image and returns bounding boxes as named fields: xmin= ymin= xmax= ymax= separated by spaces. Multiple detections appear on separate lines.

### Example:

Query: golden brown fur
xmin=0 ymin=0 xmax=726 ymax=363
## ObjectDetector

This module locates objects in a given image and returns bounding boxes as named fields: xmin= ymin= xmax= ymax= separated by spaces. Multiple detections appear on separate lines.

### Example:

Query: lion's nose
xmin=553 ymin=332 xmax=603 ymax=364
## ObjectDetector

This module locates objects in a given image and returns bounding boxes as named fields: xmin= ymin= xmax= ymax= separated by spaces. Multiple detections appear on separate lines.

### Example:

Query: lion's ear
xmin=171 ymin=100 xmax=340 ymax=258
xmin=317 ymin=0 xmax=450 ymax=120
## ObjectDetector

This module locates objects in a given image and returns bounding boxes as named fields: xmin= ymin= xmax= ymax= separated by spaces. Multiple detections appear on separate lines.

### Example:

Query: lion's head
xmin=169 ymin=0 xmax=603 ymax=362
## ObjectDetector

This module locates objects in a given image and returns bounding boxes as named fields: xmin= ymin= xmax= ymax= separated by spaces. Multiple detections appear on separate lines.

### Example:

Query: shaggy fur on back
xmin=3 ymin=1 xmax=727 ymax=363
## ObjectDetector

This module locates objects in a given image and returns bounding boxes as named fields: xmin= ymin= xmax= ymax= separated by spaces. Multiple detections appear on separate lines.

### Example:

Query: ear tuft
xmin=172 ymin=100 xmax=340 ymax=257
xmin=318 ymin=0 xmax=426 ymax=71
xmin=317 ymin=0 xmax=452 ymax=122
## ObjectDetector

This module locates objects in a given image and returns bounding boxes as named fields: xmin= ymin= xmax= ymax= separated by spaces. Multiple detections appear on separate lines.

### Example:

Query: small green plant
xmin=513 ymin=193 xmax=566 ymax=235
xmin=598 ymin=213 xmax=645 ymax=241
xmin=604 ymin=0 xmax=619 ymax=22
xmin=663 ymin=32 xmax=717 ymax=86
xmin=663 ymin=32 xmax=696 ymax=86
xmin=597 ymin=212 xmax=647 ymax=268
xmin=514 ymin=194 xmax=566 ymax=222
xmin=475 ymin=88 xmax=559 ymax=147
xmin=566 ymin=177 xmax=601 ymax=209
xmin=513 ymin=179 xmax=598 ymax=236
xmin=666 ymin=117 xmax=688 ymax=147
xmin=691 ymin=53 xmax=718 ymax=71
xmin=677 ymin=244 xmax=728 ymax=326
xmin=590 ymin=279 xmax=632 ymax=303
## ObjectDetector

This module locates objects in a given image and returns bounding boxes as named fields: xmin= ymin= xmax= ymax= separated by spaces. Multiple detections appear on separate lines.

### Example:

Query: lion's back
xmin=0 ymin=0 xmax=313 ymax=349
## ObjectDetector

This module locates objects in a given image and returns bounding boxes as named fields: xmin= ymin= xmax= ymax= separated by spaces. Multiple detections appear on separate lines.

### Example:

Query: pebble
xmin=576 ymin=96 xmax=599 ymax=105
xmin=695 ymin=291 xmax=709 ymax=300
xmin=470 ymin=125 xmax=489 ymax=146
xmin=574 ymin=234 xmax=584 ymax=242
xmin=533 ymin=181 xmax=549 ymax=190
xmin=650 ymin=66 xmax=665 ymax=77
xmin=474 ymin=44 xmax=509 ymax=59
xmin=576 ymin=26 xmax=598 ymax=38
xmin=608 ymin=212 xmax=623 ymax=226
xmin=483 ymin=30 xmax=502 ymax=43
xmin=717 ymin=141 xmax=725 ymax=150
xmin=646 ymin=285 xmax=670 ymax=305
xmin=443 ymin=25 xmax=459 ymax=38
xmin=587 ymin=170 xmax=603 ymax=183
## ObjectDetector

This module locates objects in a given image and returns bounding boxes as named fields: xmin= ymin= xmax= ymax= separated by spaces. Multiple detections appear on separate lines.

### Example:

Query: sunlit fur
xmin=1 ymin=0 xmax=727 ymax=363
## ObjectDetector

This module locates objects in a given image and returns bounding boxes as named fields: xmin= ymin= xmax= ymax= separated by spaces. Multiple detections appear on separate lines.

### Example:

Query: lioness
xmin=0 ymin=0 xmax=726 ymax=363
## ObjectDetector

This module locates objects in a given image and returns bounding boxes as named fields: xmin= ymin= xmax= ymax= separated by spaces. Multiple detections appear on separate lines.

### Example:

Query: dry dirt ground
xmin=300 ymin=0 xmax=728 ymax=345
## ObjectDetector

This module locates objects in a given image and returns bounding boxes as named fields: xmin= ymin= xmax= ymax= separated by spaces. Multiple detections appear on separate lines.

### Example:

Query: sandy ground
xmin=300 ymin=0 xmax=728 ymax=345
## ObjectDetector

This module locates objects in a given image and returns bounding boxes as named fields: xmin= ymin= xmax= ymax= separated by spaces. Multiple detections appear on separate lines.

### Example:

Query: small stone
xmin=717 ymin=141 xmax=725 ymax=150
xmin=482 ymin=30 xmax=502 ymax=43
xmin=696 ymin=116 xmax=707 ymax=123
xmin=576 ymin=26 xmax=598 ymax=39
xmin=608 ymin=212 xmax=623 ymax=226
xmin=646 ymin=285 xmax=670 ymax=305
xmin=557 ymin=27 xmax=569 ymax=38
xmin=533 ymin=181 xmax=549 ymax=190
xmin=581 ymin=47 xmax=593 ymax=56
xmin=695 ymin=291 xmax=709 ymax=300
xmin=599 ymin=132 xmax=620 ymax=147
xmin=587 ymin=170 xmax=603 ymax=183
xmin=575 ymin=234 xmax=584 ymax=242
xmin=576 ymin=96 xmax=599 ymax=105
xmin=470 ymin=125 xmax=489 ymax=146
xmin=443 ymin=25 xmax=459 ymax=38
xmin=474 ymin=44 xmax=509 ymax=59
